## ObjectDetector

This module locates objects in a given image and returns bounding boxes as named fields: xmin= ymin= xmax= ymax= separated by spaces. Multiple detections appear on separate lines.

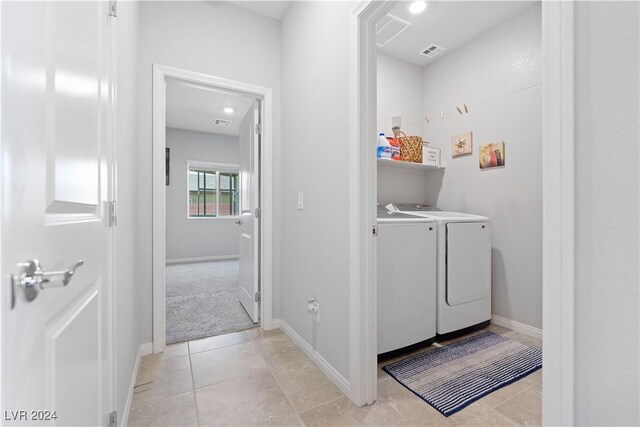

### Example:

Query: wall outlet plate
xmin=307 ymin=298 xmax=319 ymax=323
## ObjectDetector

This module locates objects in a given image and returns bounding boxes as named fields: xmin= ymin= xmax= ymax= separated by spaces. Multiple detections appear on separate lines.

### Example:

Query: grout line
xmin=297 ymin=395 xmax=346 ymax=417
xmin=185 ymin=335 xmax=286 ymax=393
xmin=247 ymin=328 xmax=282 ymax=344
xmin=187 ymin=343 xmax=202 ymax=427
xmin=188 ymin=335 xmax=253 ymax=356
xmin=492 ymin=377 xmax=541 ymax=412
xmin=246 ymin=329 xmax=262 ymax=343
xmin=252 ymin=339 xmax=306 ymax=425
xmin=192 ymin=374 xmax=256 ymax=392
xmin=491 ymin=406 xmax=526 ymax=427
xmin=134 ymin=381 xmax=153 ymax=388
xmin=377 ymin=373 xmax=393 ymax=384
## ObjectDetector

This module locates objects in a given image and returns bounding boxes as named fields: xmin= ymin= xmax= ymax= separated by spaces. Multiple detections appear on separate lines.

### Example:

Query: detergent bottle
xmin=377 ymin=133 xmax=392 ymax=159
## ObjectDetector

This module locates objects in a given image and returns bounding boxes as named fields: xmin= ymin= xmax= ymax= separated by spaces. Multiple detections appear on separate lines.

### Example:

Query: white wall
xmin=377 ymin=52 xmax=424 ymax=137
xmin=280 ymin=1 xmax=354 ymax=380
xmin=137 ymin=1 xmax=282 ymax=342
xmin=165 ymin=128 xmax=239 ymax=261
xmin=420 ymin=4 xmax=542 ymax=329
xmin=114 ymin=1 xmax=141 ymax=422
xmin=376 ymin=53 xmax=435 ymax=204
xmin=573 ymin=2 xmax=639 ymax=425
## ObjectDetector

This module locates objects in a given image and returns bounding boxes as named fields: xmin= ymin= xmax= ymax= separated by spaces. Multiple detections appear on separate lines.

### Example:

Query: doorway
xmin=349 ymin=1 xmax=576 ymax=425
xmin=152 ymin=64 xmax=275 ymax=353
xmin=164 ymin=80 xmax=260 ymax=344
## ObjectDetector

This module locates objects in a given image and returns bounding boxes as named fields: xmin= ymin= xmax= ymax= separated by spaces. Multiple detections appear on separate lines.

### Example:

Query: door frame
xmin=349 ymin=1 xmax=576 ymax=423
xmin=348 ymin=0 xmax=394 ymax=407
xmin=0 ymin=1 xmax=4 ymax=409
xmin=151 ymin=64 xmax=274 ymax=353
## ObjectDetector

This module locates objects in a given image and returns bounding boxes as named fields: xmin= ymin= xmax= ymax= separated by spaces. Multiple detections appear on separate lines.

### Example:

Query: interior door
xmin=1 ymin=2 xmax=114 ymax=425
xmin=446 ymin=222 xmax=491 ymax=306
xmin=237 ymin=102 xmax=260 ymax=322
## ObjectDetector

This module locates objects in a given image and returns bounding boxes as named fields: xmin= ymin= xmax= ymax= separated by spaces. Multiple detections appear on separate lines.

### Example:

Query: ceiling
xmin=377 ymin=1 xmax=538 ymax=67
xmin=166 ymin=81 xmax=256 ymax=137
xmin=227 ymin=1 xmax=292 ymax=20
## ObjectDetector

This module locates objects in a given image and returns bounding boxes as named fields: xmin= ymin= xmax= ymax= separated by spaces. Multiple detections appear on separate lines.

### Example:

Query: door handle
xmin=11 ymin=259 xmax=84 ymax=309
xmin=235 ymin=219 xmax=243 ymax=226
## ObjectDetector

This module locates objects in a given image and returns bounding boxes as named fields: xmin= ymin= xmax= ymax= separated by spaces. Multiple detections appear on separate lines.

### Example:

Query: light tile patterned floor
xmin=128 ymin=325 xmax=541 ymax=426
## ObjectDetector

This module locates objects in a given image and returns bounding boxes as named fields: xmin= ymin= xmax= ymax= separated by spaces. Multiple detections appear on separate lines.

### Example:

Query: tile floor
xmin=128 ymin=325 xmax=542 ymax=426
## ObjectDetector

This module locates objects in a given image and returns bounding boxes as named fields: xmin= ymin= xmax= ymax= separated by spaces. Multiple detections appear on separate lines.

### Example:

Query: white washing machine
xmin=391 ymin=204 xmax=491 ymax=337
xmin=377 ymin=207 xmax=437 ymax=356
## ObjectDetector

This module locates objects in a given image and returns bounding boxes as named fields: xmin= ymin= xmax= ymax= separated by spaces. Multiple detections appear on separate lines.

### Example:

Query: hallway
xmin=129 ymin=325 xmax=541 ymax=426
xmin=129 ymin=328 xmax=344 ymax=426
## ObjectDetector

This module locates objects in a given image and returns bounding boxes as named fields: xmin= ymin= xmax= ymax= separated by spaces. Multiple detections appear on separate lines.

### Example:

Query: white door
xmin=446 ymin=222 xmax=491 ymax=305
xmin=1 ymin=2 xmax=114 ymax=426
xmin=237 ymin=102 xmax=260 ymax=322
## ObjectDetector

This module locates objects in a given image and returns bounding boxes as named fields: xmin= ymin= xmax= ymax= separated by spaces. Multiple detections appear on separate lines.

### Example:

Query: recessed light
xmin=409 ymin=0 xmax=427 ymax=14
xmin=223 ymin=107 xmax=235 ymax=114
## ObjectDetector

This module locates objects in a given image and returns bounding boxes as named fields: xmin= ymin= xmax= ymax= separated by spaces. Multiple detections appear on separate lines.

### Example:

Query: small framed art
xmin=451 ymin=131 xmax=472 ymax=157
xmin=479 ymin=141 xmax=505 ymax=169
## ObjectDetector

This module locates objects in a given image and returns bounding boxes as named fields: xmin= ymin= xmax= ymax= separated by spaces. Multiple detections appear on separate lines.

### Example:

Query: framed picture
xmin=451 ymin=131 xmax=472 ymax=157
xmin=479 ymin=141 xmax=505 ymax=169
xmin=166 ymin=147 xmax=170 ymax=185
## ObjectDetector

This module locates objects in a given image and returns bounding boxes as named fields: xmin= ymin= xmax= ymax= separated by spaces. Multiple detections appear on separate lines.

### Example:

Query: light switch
xmin=297 ymin=192 xmax=304 ymax=210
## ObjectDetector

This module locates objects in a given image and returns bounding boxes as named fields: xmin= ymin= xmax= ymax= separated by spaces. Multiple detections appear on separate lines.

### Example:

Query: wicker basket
xmin=394 ymin=131 xmax=423 ymax=163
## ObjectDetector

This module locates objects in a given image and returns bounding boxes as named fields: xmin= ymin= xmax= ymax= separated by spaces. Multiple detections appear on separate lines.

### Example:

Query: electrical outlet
xmin=307 ymin=298 xmax=319 ymax=323
xmin=297 ymin=192 xmax=304 ymax=210
xmin=313 ymin=302 xmax=319 ymax=323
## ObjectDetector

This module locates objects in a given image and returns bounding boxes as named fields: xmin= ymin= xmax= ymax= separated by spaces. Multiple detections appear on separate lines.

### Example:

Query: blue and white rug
xmin=382 ymin=332 xmax=542 ymax=417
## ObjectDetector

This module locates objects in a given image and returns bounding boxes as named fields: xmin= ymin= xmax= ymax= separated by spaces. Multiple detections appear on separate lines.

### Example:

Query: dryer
xmin=391 ymin=204 xmax=491 ymax=337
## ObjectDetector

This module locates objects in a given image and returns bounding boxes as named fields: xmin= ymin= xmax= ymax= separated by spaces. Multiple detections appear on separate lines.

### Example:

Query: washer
xmin=377 ymin=207 xmax=437 ymax=356
xmin=391 ymin=204 xmax=491 ymax=337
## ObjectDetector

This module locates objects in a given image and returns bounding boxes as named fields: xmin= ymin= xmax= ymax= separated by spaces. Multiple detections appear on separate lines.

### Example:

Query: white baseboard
xmin=268 ymin=318 xmax=281 ymax=330
xmin=491 ymin=314 xmax=543 ymax=340
xmin=140 ymin=342 xmax=153 ymax=356
xmin=122 ymin=343 xmax=151 ymax=427
xmin=279 ymin=320 xmax=351 ymax=397
xmin=165 ymin=255 xmax=238 ymax=265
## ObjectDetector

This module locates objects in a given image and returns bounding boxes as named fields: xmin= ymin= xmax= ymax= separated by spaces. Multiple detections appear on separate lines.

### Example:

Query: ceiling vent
xmin=420 ymin=44 xmax=446 ymax=58
xmin=214 ymin=119 xmax=232 ymax=127
xmin=376 ymin=14 xmax=411 ymax=47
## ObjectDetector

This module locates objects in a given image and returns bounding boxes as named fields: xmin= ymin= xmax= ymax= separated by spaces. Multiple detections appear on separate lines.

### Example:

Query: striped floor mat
xmin=382 ymin=332 xmax=542 ymax=417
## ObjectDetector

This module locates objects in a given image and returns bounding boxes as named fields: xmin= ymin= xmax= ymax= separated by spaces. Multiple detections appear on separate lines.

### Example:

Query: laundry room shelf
xmin=377 ymin=158 xmax=445 ymax=171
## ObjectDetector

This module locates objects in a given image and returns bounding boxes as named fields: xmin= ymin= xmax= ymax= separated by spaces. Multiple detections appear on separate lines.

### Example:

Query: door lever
xmin=11 ymin=259 xmax=84 ymax=309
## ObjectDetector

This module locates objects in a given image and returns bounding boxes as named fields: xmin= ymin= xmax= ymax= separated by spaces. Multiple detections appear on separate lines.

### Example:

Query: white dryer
xmin=377 ymin=207 xmax=437 ymax=356
xmin=391 ymin=204 xmax=491 ymax=337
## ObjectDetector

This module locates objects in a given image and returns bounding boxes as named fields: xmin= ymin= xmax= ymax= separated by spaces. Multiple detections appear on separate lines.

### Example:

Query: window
xmin=188 ymin=162 xmax=239 ymax=218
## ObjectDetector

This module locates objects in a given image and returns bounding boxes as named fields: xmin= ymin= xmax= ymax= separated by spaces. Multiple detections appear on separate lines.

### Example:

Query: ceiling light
xmin=223 ymin=107 xmax=235 ymax=114
xmin=409 ymin=0 xmax=427 ymax=14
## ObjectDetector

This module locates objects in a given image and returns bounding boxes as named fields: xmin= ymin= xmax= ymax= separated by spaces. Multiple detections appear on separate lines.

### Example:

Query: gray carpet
xmin=166 ymin=260 xmax=256 ymax=344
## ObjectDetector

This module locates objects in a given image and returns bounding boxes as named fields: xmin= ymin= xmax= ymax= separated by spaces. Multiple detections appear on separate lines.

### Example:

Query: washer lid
xmin=391 ymin=203 xmax=439 ymax=212
xmin=402 ymin=211 xmax=490 ymax=222
xmin=377 ymin=206 xmax=434 ymax=223
xmin=392 ymin=204 xmax=489 ymax=222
